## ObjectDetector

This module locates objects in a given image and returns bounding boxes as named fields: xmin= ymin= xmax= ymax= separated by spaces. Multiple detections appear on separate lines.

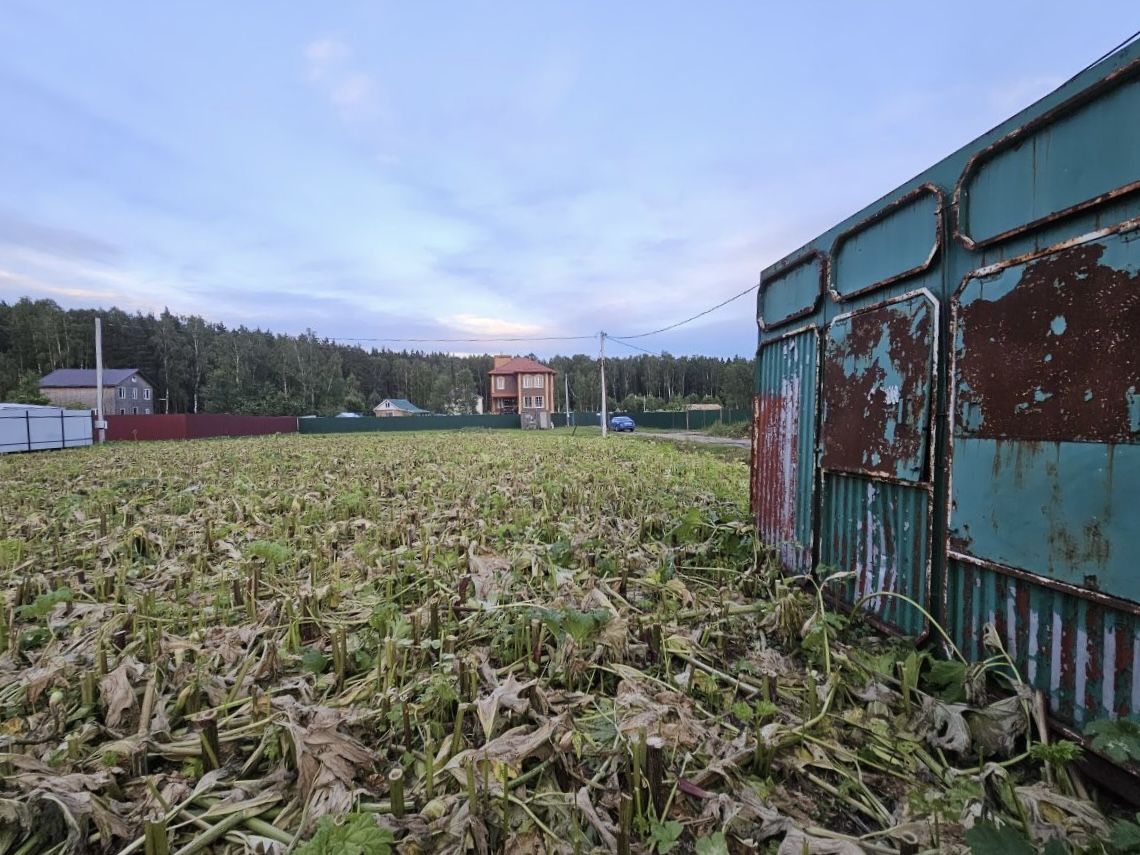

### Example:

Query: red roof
xmin=488 ymin=356 xmax=556 ymax=376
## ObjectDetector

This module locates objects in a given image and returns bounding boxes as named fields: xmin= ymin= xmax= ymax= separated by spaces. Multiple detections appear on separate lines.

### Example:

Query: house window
xmin=132 ymin=407 xmax=138 ymax=415
xmin=532 ymin=375 xmax=543 ymax=388
xmin=495 ymin=376 xmax=505 ymax=390
xmin=118 ymin=388 xmax=126 ymax=399
xmin=523 ymin=396 xmax=533 ymax=408
xmin=534 ymin=395 xmax=544 ymax=408
xmin=119 ymin=408 xmax=126 ymax=415
xmin=131 ymin=388 xmax=138 ymax=399
xmin=521 ymin=375 xmax=529 ymax=388
xmin=144 ymin=408 xmax=151 ymax=414
xmin=143 ymin=388 xmax=151 ymax=400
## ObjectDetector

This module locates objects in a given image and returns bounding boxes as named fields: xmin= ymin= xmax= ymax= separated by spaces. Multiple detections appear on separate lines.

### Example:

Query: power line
xmin=331 ymin=334 xmax=596 ymax=344
xmin=607 ymin=336 xmax=662 ymax=356
xmin=1063 ymin=27 xmax=1140 ymax=86
xmin=612 ymin=282 xmax=759 ymax=340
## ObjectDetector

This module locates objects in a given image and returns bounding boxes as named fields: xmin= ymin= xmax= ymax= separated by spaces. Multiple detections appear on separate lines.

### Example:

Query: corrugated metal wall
xmin=752 ymin=329 xmax=817 ymax=574
xmin=752 ymin=43 xmax=1140 ymax=737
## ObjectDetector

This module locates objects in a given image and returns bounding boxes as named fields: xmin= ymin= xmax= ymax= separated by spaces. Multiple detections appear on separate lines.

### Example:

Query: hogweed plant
xmin=0 ymin=431 xmax=1122 ymax=853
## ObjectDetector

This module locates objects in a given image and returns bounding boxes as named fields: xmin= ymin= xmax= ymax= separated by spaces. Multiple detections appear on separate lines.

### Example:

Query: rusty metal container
xmin=752 ymin=43 xmax=1140 ymax=737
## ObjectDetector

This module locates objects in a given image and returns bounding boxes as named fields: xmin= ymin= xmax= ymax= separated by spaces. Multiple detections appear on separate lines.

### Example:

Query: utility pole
xmin=564 ymin=372 xmax=571 ymax=428
xmin=94 ymin=317 xmax=106 ymax=443
xmin=599 ymin=332 xmax=608 ymax=438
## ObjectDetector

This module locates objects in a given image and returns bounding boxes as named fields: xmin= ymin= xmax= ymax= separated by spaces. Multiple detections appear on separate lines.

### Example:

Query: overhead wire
xmin=606 ymin=336 xmax=662 ymax=356
xmin=610 ymin=282 xmax=759 ymax=340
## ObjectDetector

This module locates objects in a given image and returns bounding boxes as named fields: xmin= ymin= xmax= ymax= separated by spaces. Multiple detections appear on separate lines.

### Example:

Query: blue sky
xmin=0 ymin=3 xmax=1133 ymax=357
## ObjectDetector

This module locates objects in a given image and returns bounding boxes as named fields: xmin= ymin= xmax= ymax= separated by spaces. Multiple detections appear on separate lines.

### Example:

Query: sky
xmin=0 ymin=3 xmax=1134 ymax=358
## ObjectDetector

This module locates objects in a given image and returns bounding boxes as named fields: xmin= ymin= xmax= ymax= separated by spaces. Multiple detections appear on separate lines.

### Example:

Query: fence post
xmin=25 ymin=411 xmax=31 ymax=451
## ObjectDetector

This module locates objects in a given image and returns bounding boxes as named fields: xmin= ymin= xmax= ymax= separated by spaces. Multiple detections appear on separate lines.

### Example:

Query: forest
xmin=0 ymin=298 xmax=755 ymax=416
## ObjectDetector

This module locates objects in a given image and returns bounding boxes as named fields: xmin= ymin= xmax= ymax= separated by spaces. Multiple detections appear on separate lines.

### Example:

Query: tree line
xmin=0 ymin=298 xmax=754 ymax=415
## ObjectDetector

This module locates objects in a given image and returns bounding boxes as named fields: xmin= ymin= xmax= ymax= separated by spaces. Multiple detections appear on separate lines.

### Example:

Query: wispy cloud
xmin=304 ymin=36 xmax=381 ymax=119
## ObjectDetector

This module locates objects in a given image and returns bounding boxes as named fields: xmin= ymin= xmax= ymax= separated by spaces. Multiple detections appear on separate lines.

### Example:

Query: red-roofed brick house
xmin=488 ymin=356 xmax=556 ymax=416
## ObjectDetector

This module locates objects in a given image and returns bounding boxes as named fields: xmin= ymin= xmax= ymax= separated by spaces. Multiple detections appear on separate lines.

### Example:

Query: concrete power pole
xmin=94 ymin=317 xmax=106 ymax=443
xmin=564 ymin=372 xmax=570 ymax=428
xmin=599 ymin=332 xmax=608 ymax=438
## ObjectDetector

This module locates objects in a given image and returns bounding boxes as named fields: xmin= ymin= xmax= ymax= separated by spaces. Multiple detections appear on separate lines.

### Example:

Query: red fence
xmin=106 ymin=414 xmax=296 ymax=441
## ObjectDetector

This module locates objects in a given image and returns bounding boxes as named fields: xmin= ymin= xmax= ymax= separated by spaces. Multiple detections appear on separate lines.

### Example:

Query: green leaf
xmin=301 ymin=646 xmax=328 ymax=676
xmin=648 ymin=819 xmax=684 ymax=854
xmin=17 ymin=587 xmax=73 ymax=620
xmin=729 ymin=701 xmax=754 ymax=722
xmin=1084 ymin=719 xmax=1140 ymax=764
xmin=694 ymin=831 xmax=729 ymax=855
xmin=964 ymin=821 xmax=1035 ymax=855
xmin=295 ymin=813 xmax=394 ymax=855
xmin=926 ymin=659 xmax=968 ymax=703
xmin=1109 ymin=814 xmax=1140 ymax=853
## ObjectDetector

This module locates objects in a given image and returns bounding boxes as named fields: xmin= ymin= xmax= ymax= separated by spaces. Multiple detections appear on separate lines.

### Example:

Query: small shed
xmin=0 ymin=403 xmax=93 ymax=454
xmin=373 ymin=399 xmax=428 ymax=418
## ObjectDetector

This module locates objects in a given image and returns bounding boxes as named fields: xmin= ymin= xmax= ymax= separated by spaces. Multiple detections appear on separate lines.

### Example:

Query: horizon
xmin=1 ymin=4 xmax=1135 ymax=358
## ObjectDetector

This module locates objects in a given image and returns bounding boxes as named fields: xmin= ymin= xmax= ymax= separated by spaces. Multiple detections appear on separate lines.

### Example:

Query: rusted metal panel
xmin=954 ymin=226 xmax=1140 ymax=443
xmin=954 ymin=55 xmax=1140 ymax=249
xmin=820 ymin=473 xmax=930 ymax=637
xmin=947 ymin=557 xmax=1140 ymax=729
xmin=830 ymin=184 xmax=943 ymax=300
xmin=949 ymin=223 xmax=1140 ymax=604
xmin=821 ymin=292 xmax=937 ymax=482
xmin=758 ymin=251 xmax=825 ymax=331
xmin=752 ymin=328 xmax=818 ymax=573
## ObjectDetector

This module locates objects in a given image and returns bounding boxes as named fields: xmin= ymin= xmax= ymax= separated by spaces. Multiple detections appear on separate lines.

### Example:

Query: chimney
xmin=493 ymin=355 xmax=512 ymax=369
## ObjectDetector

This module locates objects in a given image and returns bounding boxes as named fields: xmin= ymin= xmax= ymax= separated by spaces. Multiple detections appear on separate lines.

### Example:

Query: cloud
xmin=0 ymin=212 xmax=122 ymax=264
xmin=304 ymin=36 xmax=382 ymax=120
xmin=987 ymin=74 xmax=1065 ymax=116
xmin=444 ymin=315 xmax=548 ymax=337
xmin=305 ymin=37 xmax=350 ymax=69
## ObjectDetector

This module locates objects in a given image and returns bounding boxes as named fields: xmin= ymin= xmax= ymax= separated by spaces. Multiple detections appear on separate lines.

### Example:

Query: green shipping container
xmin=753 ymin=43 xmax=1140 ymax=736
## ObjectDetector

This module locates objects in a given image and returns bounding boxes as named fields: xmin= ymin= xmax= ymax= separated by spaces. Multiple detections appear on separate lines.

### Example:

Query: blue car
xmin=609 ymin=415 xmax=636 ymax=432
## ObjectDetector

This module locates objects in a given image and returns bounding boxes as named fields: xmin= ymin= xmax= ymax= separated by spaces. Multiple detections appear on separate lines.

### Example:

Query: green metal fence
xmin=298 ymin=414 xmax=521 ymax=434
xmin=551 ymin=409 xmax=749 ymax=429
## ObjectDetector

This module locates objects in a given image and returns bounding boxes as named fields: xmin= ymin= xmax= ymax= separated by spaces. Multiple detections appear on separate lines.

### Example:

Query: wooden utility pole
xmin=599 ymin=332 xmax=608 ymax=438
xmin=94 ymin=318 xmax=106 ymax=443
xmin=564 ymin=372 xmax=571 ymax=427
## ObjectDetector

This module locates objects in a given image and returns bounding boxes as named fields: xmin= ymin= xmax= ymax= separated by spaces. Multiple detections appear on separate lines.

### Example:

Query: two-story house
xmin=488 ymin=356 xmax=556 ymax=416
xmin=39 ymin=368 xmax=156 ymax=414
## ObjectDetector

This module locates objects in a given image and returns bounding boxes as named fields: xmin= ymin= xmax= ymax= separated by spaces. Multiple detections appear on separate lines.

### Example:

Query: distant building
xmin=488 ymin=356 xmax=556 ymax=416
xmin=373 ymin=398 xmax=428 ymax=418
xmin=39 ymin=368 xmax=155 ymax=415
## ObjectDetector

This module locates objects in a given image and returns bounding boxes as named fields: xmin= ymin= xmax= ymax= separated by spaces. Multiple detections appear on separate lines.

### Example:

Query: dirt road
xmin=630 ymin=430 xmax=749 ymax=448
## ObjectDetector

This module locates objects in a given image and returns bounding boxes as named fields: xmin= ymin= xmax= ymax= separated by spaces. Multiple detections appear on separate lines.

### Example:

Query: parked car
xmin=609 ymin=415 xmax=636 ymax=432
xmin=335 ymin=412 xmax=362 ymax=418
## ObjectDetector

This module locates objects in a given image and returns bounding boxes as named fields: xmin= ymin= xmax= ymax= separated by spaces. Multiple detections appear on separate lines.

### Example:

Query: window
xmin=131 ymin=388 xmax=138 ymax=399
xmin=144 ymin=407 xmax=151 ymax=414
xmin=521 ymin=374 xmax=530 ymax=388
xmin=495 ymin=376 xmax=505 ymax=390
xmin=533 ymin=375 xmax=543 ymax=388
xmin=523 ymin=396 xmax=533 ymax=408
xmin=119 ymin=408 xmax=126 ymax=415
xmin=132 ymin=407 xmax=138 ymax=415
xmin=534 ymin=395 xmax=544 ymax=408
xmin=143 ymin=388 xmax=151 ymax=400
xmin=118 ymin=387 xmax=126 ymax=399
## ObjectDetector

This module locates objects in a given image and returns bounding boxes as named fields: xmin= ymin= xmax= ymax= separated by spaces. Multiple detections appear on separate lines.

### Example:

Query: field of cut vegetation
xmin=0 ymin=432 xmax=1124 ymax=854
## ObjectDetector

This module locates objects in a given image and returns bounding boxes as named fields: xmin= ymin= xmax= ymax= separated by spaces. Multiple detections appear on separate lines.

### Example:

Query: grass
xmin=0 ymin=431 xmax=1114 ymax=853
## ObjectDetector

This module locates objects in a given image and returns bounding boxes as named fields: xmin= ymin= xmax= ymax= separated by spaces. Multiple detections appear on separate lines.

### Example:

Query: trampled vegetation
xmin=0 ymin=433 xmax=1124 ymax=853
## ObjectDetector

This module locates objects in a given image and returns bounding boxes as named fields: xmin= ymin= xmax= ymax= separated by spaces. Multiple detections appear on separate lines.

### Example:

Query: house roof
xmin=375 ymin=398 xmax=427 ymax=413
xmin=40 ymin=368 xmax=141 ymax=388
xmin=488 ymin=356 xmax=555 ymax=376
